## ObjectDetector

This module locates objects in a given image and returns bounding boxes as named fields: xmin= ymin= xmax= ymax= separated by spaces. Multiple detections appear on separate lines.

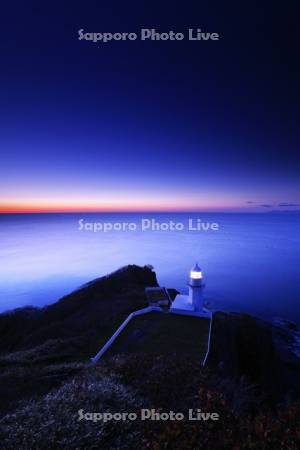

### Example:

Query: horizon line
xmin=0 ymin=209 xmax=293 ymax=215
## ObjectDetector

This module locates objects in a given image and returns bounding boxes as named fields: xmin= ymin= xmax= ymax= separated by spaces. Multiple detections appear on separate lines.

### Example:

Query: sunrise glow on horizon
xmin=1 ymin=187 xmax=299 ymax=213
xmin=0 ymin=197 xmax=242 ymax=213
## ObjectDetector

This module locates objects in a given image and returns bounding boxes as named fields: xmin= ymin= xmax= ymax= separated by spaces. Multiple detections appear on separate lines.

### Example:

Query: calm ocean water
xmin=0 ymin=213 xmax=300 ymax=323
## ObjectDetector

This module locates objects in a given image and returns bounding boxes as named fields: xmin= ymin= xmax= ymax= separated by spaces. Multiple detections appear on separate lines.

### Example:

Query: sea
xmin=0 ymin=212 xmax=300 ymax=323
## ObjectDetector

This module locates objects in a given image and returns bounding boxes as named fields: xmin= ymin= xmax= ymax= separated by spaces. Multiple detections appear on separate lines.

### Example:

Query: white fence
xmin=91 ymin=305 xmax=213 ymax=365
xmin=91 ymin=306 xmax=162 ymax=363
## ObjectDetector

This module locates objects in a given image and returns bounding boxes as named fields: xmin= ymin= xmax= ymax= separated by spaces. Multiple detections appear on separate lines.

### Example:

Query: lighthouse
xmin=170 ymin=262 xmax=207 ymax=315
xmin=188 ymin=263 xmax=204 ymax=311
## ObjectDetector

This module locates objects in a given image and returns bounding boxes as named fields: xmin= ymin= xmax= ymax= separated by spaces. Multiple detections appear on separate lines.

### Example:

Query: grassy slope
xmin=104 ymin=312 xmax=210 ymax=361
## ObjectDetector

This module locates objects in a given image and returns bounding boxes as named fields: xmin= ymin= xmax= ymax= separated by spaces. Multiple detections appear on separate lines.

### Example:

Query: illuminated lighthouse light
xmin=190 ymin=270 xmax=202 ymax=279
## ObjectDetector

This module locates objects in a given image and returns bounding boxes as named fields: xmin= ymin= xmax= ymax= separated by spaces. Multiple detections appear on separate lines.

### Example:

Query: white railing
xmin=202 ymin=312 xmax=213 ymax=366
xmin=91 ymin=306 xmax=162 ymax=363
xmin=91 ymin=305 xmax=213 ymax=366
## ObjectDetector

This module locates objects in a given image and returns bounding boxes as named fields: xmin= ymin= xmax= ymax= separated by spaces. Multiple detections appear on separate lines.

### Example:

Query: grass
xmin=104 ymin=312 xmax=210 ymax=362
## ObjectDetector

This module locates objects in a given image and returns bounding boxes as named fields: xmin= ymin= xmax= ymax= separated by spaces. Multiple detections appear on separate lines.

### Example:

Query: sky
xmin=0 ymin=1 xmax=299 ymax=212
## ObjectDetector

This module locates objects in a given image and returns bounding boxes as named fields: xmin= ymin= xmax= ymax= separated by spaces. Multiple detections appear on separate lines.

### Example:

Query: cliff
xmin=0 ymin=265 xmax=160 ymax=359
xmin=207 ymin=312 xmax=300 ymax=409
xmin=0 ymin=265 xmax=299 ymax=449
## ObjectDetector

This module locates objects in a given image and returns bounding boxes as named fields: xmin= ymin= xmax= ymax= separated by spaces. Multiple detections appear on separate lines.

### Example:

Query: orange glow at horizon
xmin=0 ymin=197 xmax=239 ymax=213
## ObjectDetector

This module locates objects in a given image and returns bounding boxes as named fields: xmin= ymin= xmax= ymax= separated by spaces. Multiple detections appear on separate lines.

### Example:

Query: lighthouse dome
xmin=190 ymin=263 xmax=202 ymax=280
xmin=192 ymin=263 xmax=201 ymax=272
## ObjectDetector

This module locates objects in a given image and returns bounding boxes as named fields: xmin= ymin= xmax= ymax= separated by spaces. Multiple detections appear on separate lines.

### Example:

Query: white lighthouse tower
xmin=170 ymin=262 xmax=207 ymax=315
xmin=188 ymin=263 xmax=204 ymax=311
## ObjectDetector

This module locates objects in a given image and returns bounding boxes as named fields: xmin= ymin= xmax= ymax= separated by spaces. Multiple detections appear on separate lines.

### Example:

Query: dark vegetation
xmin=0 ymin=265 xmax=299 ymax=449
xmin=105 ymin=312 xmax=210 ymax=359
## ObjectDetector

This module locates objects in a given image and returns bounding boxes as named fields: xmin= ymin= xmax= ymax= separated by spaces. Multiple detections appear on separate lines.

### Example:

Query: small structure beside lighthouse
xmin=171 ymin=263 xmax=208 ymax=317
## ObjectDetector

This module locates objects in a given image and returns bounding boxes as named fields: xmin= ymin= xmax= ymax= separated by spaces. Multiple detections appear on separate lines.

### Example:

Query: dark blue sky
xmin=0 ymin=1 xmax=299 ymax=211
